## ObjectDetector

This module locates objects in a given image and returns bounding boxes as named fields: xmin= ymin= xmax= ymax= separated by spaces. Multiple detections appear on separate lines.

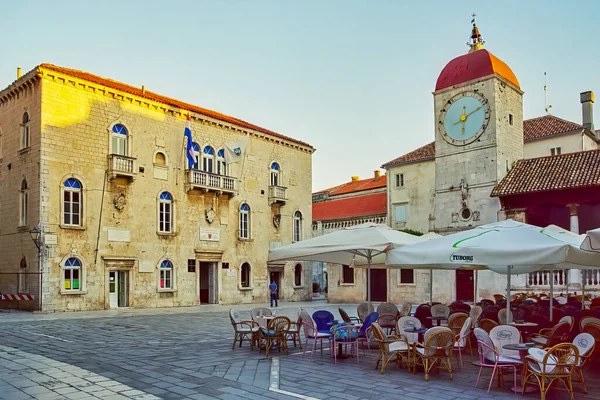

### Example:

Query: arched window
xmin=239 ymin=203 xmax=250 ymax=239
xmin=158 ymin=192 xmax=173 ymax=234
xmin=217 ymin=148 xmax=227 ymax=176
xmin=19 ymin=179 xmax=28 ymax=227
xmin=154 ymin=152 xmax=166 ymax=166
xmin=240 ymin=262 xmax=251 ymax=288
xmin=20 ymin=112 xmax=30 ymax=149
xmin=63 ymin=257 xmax=82 ymax=291
xmin=191 ymin=142 xmax=200 ymax=169
xmin=293 ymin=211 xmax=303 ymax=242
xmin=270 ymin=162 xmax=280 ymax=186
xmin=294 ymin=263 xmax=302 ymax=286
xmin=63 ymin=178 xmax=82 ymax=226
xmin=18 ymin=256 xmax=27 ymax=292
xmin=159 ymin=260 xmax=174 ymax=289
xmin=202 ymin=146 xmax=215 ymax=173
xmin=111 ymin=123 xmax=128 ymax=156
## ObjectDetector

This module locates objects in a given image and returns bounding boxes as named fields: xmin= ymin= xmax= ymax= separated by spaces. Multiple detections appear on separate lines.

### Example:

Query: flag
xmin=224 ymin=133 xmax=249 ymax=164
xmin=184 ymin=116 xmax=195 ymax=168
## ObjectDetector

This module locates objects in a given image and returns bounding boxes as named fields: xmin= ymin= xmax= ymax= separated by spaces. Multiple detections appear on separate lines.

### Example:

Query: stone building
xmin=0 ymin=64 xmax=314 ymax=311
xmin=311 ymin=171 xmax=386 ymax=300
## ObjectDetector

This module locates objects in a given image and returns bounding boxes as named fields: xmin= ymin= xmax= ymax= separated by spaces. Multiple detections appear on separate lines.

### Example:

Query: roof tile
xmin=312 ymin=192 xmax=387 ymax=221
xmin=381 ymin=142 xmax=435 ymax=168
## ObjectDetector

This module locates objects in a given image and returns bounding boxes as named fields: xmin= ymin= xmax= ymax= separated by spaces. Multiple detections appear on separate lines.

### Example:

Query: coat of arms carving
xmin=205 ymin=207 xmax=216 ymax=224
xmin=273 ymin=214 xmax=281 ymax=228
xmin=113 ymin=194 xmax=126 ymax=211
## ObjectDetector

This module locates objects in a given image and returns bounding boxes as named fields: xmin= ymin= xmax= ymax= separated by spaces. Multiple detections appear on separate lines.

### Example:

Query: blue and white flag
xmin=224 ymin=133 xmax=249 ymax=164
xmin=184 ymin=116 xmax=195 ymax=168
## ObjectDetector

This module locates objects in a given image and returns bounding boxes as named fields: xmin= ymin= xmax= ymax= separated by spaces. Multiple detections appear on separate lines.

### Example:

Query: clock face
xmin=438 ymin=91 xmax=491 ymax=146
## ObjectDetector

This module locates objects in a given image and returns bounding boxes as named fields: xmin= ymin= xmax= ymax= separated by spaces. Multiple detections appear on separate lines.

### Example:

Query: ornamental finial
xmin=467 ymin=13 xmax=484 ymax=53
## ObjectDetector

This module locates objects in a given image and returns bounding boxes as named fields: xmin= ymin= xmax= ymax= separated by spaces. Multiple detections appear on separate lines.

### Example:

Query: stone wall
xmin=524 ymin=133 xmax=598 ymax=158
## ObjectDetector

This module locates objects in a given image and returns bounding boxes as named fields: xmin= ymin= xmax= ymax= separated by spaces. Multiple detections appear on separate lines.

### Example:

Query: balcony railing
xmin=186 ymin=169 xmax=237 ymax=195
xmin=527 ymin=270 xmax=568 ymax=287
xmin=582 ymin=269 xmax=600 ymax=288
xmin=108 ymin=154 xmax=137 ymax=180
xmin=268 ymin=185 xmax=287 ymax=205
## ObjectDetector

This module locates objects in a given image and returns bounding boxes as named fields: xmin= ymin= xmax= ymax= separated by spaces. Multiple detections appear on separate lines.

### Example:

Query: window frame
xmin=395 ymin=173 xmax=404 ymax=188
xmin=20 ymin=112 xmax=30 ymax=150
xmin=61 ymin=178 xmax=83 ymax=228
xmin=398 ymin=268 xmax=416 ymax=286
xmin=341 ymin=264 xmax=355 ymax=285
xmin=202 ymin=145 xmax=215 ymax=173
xmin=217 ymin=148 xmax=227 ymax=176
xmin=293 ymin=211 xmax=303 ymax=242
xmin=159 ymin=259 xmax=175 ymax=291
xmin=239 ymin=203 xmax=251 ymax=240
xmin=191 ymin=142 xmax=200 ymax=169
xmin=19 ymin=179 xmax=28 ymax=227
xmin=550 ymin=147 xmax=562 ymax=156
xmin=60 ymin=255 xmax=86 ymax=295
xmin=110 ymin=123 xmax=129 ymax=156
xmin=270 ymin=162 xmax=280 ymax=186
xmin=157 ymin=191 xmax=175 ymax=235
xmin=240 ymin=262 xmax=252 ymax=289
xmin=294 ymin=263 xmax=303 ymax=287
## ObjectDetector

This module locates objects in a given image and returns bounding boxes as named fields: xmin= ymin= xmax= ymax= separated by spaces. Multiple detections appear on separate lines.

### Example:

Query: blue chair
xmin=357 ymin=311 xmax=379 ymax=352
xmin=312 ymin=310 xmax=335 ymax=333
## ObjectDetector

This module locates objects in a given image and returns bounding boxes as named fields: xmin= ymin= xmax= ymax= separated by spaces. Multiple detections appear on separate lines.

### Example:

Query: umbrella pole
xmin=429 ymin=270 xmax=433 ymax=305
xmin=549 ymin=269 xmax=554 ymax=322
xmin=367 ymin=251 xmax=371 ymax=309
xmin=506 ymin=266 xmax=512 ymax=324
xmin=582 ymin=270 xmax=586 ymax=311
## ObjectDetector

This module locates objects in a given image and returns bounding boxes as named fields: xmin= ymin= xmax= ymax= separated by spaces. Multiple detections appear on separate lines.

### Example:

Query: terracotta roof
xmin=491 ymin=149 xmax=600 ymax=197
xmin=381 ymin=142 xmax=435 ymax=168
xmin=312 ymin=192 xmax=387 ymax=221
xmin=436 ymin=49 xmax=520 ymax=91
xmin=523 ymin=114 xmax=591 ymax=141
xmin=35 ymin=64 xmax=313 ymax=149
xmin=329 ymin=175 xmax=387 ymax=195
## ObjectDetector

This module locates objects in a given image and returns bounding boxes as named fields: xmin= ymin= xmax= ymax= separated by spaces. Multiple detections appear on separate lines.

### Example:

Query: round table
xmin=502 ymin=343 xmax=537 ymax=393
xmin=427 ymin=316 xmax=447 ymax=326
xmin=510 ymin=322 xmax=538 ymax=339
xmin=255 ymin=316 xmax=275 ymax=329
xmin=404 ymin=327 xmax=427 ymax=343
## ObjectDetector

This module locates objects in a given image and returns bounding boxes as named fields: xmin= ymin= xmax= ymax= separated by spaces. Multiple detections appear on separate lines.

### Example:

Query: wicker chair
xmin=497 ymin=308 xmax=509 ymax=324
xmin=580 ymin=316 xmax=600 ymax=331
xmin=469 ymin=305 xmax=483 ymax=327
xmin=259 ymin=316 xmax=291 ymax=357
xmin=448 ymin=313 xmax=469 ymax=336
xmin=400 ymin=302 xmax=412 ymax=317
xmin=339 ymin=308 xmax=360 ymax=324
xmin=413 ymin=327 xmax=455 ymax=381
xmin=286 ymin=310 xmax=303 ymax=350
xmin=572 ymin=333 xmax=595 ymax=393
xmin=530 ymin=321 xmax=570 ymax=348
xmin=582 ymin=323 xmax=600 ymax=360
xmin=430 ymin=304 xmax=450 ymax=319
xmin=396 ymin=316 xmax=422 ymax=344
xmin=478 ymin=318 xmax=498 ymax=333
xmin=377 ymin=303 xmax=399 ymax=334
xmin=493 ymin=294 xmax=506 ymax=304
xmin=523 ymin=344 xmax=579 ymax=400
xmin=357 ymin=302 xmax=374 ymax=323
xmin=251 ymin=307 xmax=272 ymax=324
xmin=371 ymin=322 xmax=411 ymax=374
xmin=229 ymin=309 xmax=259 ymax=350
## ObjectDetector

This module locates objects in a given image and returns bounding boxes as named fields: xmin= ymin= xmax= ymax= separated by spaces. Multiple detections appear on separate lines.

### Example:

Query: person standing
xmin=269 ymin=280 xmax=278 ymax=307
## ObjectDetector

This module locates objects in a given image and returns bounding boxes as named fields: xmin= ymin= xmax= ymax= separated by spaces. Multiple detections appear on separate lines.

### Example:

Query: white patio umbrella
xmin=267 ymin=223 xmax=425 ymax=305
xmin=582 ymin=228 xmax=600 ymax=252
xmin=386 ymin=220 xmax=600 ymax=322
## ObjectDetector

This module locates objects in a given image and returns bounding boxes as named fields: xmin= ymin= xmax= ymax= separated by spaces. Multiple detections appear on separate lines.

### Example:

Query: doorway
xmin=269 ymin=270 xmax=282 ymax=300
xmin=456 ymin=270 xmax=475 ymax=302
xmin=108 ymin=270 xmax=129 ymax=308
xmin=369 ymin=269 xmax=387 ymax=302
xmin=199 ymin=262 xmax=217 ymax=304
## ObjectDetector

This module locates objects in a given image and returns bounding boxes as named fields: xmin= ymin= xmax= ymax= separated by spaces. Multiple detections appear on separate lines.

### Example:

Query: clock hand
xmin=465 ymin=106 xmax=482 ymax=118
xmin=461 ymin=120 xmax=465 ymax=134
xmin=454 ymin=106 xmax=468 ymax=126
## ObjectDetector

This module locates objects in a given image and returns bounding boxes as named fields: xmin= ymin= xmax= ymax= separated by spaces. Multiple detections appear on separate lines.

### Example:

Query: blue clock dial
xmin=438 ymin=91 xmax=490 ymax=146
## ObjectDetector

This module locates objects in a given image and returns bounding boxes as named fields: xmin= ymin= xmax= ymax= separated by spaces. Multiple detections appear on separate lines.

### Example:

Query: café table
xmin=404 ymin=327 xmax=427 ymax=343
xmin=503 ymin=342 xmax=537 ymax=393
xmin=510 ymin=321 xmax=538 ymax=339
xmin=255 ymin=315 xmax=275 ymax=329
xmin=427 ymin=316 xmax=447 ymax=326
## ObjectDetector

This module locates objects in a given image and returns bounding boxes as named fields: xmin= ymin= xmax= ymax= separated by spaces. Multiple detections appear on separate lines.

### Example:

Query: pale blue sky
xmin=1 ymin=1 xmax=598 ymax=191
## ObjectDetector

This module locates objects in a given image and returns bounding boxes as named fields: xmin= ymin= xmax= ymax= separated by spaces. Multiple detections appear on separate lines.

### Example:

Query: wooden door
xmin=369 ymin=269 xmax=387 ymax=302
xmin=199 ymin=262 xmax=209 ymax=304
xmin=456 ymin=270 xmax=474 ymax=302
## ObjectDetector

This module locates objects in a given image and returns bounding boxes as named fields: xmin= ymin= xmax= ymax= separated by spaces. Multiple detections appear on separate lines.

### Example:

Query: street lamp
xmin=29 ymin=225 xmax=41 ymax=250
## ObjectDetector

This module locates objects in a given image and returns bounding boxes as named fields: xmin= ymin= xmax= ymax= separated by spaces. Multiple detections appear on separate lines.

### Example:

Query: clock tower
xmin=432 ymin=23 xmax=524 ymax=232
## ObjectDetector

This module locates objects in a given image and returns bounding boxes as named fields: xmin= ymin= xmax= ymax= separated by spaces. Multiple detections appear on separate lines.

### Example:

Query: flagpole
xmin=177 ymin=114 xmax=190 ymax=186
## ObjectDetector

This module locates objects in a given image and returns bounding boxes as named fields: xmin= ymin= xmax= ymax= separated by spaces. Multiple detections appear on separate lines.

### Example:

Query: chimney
xmin=141 ymin=85 xmax=146 ymax=94
xmin=351 ymin=176 xmax=359 ymax=182
xmin=17 ymin=67 xmax=22 ymax=79
xmin=580 ymin=91 xmax=594 ymax=133
xmin=374 ymin=170 xmax=381 ymax=178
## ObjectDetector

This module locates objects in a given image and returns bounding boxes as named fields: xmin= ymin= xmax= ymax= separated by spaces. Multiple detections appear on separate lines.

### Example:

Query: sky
xmin=1 ymin=1 xmax=598 ymax=191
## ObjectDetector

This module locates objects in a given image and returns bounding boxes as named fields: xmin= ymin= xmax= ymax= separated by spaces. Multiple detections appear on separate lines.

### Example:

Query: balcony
xmin=268 ymin=185 xmax=287 ymax=205
xmin=527 ymin=270 xmax=568 ymax=288
xmin=186 ymin=169 xmax=237 ymax=196
xmin=108 ymin=154 xmax=137 ymax=180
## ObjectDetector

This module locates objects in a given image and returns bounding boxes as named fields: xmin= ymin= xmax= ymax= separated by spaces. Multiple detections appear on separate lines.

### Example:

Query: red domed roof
xmin=435 ymin=49 xmax=519 ymax=91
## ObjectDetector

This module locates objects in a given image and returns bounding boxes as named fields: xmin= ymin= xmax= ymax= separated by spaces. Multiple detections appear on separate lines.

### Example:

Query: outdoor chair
xmin=430 ymin=304 xmax=450 ymax=319
xmin=572 ymin=333 xmax=595 ymax=393
xmin=450 ymin=301 xmax=471 ymax=314
xmin=371 ymin=322 xmax=411 ymax=374
xmin=453 ymin=317 xmax=472 ymax=368
xmin=357 ymin=302 xmax=374 ymax=323
xmin=473 ymin=327 xmax=522 ymax=393
xmin=332 ymin=324 xmax=360 ymax=364
xmin=478 ymin=318 xmax=498 ymax=333
xmin=396 ymin=316 xmax=422 ymax=344
xmin=301 ymin=313 xmax=332 ymax=358
xmin=523 ymin=344 xmax=579 ymax=400
xmin=286 ymin=310 xmax=302 ymax=350
xmin=447 ymin=312 xmax=469 ymax=336
xmin=497 ymin=308 xmax=509 ymax=324
xmin=530 ymin=321 xmax=570 ymax=348
xmin=377 ymin=303 xmax=399 ymax=334
xmin=312 ymin=310 xmax=335 ymax=333
xmin=414 ymin=304 xmax=433 ymax=328
xmin=489 ymin=325 xmax=522 ymax=361
xmin=229 ymin=309 xmax=259 ymax=350
xmin=251 ymin=307 xmax=272 ymax=324
xmin=469 ymin=305 xmax=483 ymax=327
xmin=339 ymin=308 xmax=360 ymax=324
xmin=493 ymin=294 xmax=506 ymax=304
xmin=580 ymin=316 xmax=600 ymax=331
xmin=413 ymin=327 xmax=455 ymax=381
xmin=582 ymin=323 xmax=600 ymax=359
xmin=357 ymin=311 xmax=379 ymax=352
xmin=259 ymin=316 xmax=291 ymax=357
xmin=400 ymin=302 xmax=412 ymax=317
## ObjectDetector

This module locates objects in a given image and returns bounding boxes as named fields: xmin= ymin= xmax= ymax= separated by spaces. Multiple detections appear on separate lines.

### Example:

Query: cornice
xmin=0 ymin=70 xmax=41 ymax=104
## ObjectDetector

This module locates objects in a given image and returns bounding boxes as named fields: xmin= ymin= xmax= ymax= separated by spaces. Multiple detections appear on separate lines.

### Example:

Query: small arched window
xmin=64 ymin=257 xmax=82 ymax=291
xmin=270 ymin=162 xmax=280 ymax=186
xmin=240 ymin=262 xmax=251 ymax=288
xmin=160 ymin=260 xmax=174 ymax=289
xmin=111 ymin=124 xmax=128 ymax=156
xmin=158 ymin=192 xmax=173 ymax=233
xmin=20 ymin=112 xmax=30 ymax=149
xmin=293 ymin=211 xmax=303 ymax=242
xmin=203 ymin=146 xmax=215 ymax=173
xmin=294 ymin=263 xmax=302 ymax=287
xmin=239 ymin=203 xmax=250 ymax=239
xmin=19 ymin=179 xmax=28 ymax=227
xmin=154 ymin=152 xmax=166 ymax=166
xmin=191 ymin=142 xmax=200 ymax=169
xmin=63 ymin=178 xmax=82 ymax=226
xmin=217 ymin=148 xmax=227 ymax=176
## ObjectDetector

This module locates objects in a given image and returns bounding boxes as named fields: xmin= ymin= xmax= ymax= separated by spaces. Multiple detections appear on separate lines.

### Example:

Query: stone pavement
xmin=1 ymin=302 xmax=599 ymax=400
